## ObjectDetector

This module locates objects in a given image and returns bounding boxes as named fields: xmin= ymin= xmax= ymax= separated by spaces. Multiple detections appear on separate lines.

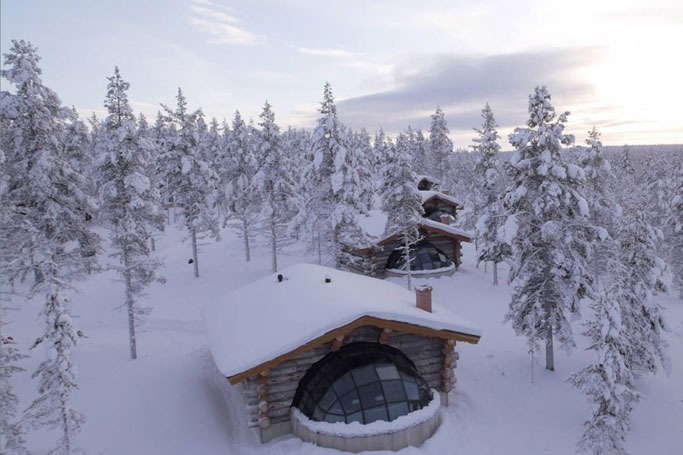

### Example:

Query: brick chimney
xmin=415 ymin=285 xmax=433 ymax=313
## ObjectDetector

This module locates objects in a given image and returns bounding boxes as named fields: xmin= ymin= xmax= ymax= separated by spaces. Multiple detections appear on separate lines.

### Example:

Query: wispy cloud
xmin=189 ymin=0 xmax=265 ymax=46
xmin=297 ymin=47 xmax=356 ymax=59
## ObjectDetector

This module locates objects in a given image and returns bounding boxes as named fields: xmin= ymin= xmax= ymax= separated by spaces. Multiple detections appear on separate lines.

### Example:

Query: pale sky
xmin=2 ymin=0 xmax=682 ymax=147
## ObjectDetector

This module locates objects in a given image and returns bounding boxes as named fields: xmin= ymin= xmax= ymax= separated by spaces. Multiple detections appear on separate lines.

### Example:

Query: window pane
xmin=318 ymin=389 xmax=337 ymax=412
xmin=327 ymin=399 xmax=343 ymax=415
xmin=351 ymin=365 xmax=377 ymax=386
xmin=387 ymin=402 xmax=410 ymax=421
xmin=333 ymin=373 xmax=354 ymax=397
xmin=376 ymin=364 xmax=400 ymax=380
xmin=382 ymin=380 xmax=407 ymax=403
xmin=323 ymin=413 xmax=345 ymax=423
xmin=404 ymin=380 xmax=420 ymax=401
xmin=339 ymin=390 xmax=361 ymax=413
xmin=363 ymin=405 xmax=388 ymax=424
xmin=346 ymin=411 xmax=363 ymax=424
xmin=358 ymin=382 xmax=384 ymax=408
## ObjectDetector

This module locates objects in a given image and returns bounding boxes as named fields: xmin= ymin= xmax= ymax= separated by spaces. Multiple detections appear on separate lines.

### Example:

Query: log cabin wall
xmin=423 ymin=198 xmax=458 ymax=219
xmin=238 ymin=325 xmax=452 ymax=429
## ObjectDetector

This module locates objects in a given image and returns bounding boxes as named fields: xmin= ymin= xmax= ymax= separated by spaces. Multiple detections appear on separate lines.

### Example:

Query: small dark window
xmin=293 ymin=343 xmax=433 ymax=425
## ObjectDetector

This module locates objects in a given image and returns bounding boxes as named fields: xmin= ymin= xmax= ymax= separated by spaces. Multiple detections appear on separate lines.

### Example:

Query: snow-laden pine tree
xmin=411 ymin=128 xmax=429 ymax=176
xmin=428 ymin=107 xmax=453 ymax=185
xmin=668 ymin=161 xmax=683 ymax=299
xmin=502 ymin=86 xmax=594 ymax=371
xmin=1 ymin=39 xmax=99 ymax=455
xmin=567 ymin=278 xmax=641 ymax=455
xmin=223 ymin=110 xmax=259 ymax=261
xmin=382 ymin=131 xmax=425 ymax=290
xmin=96 ymin=67 xmax=164 ymax=359
xmin=302 ymin=82 xmax=369 ymax=265
xmin=569 ymin=207 xmax=670 ymax=454
xmin=0 ymin=143 xmax=30 ymax=455
xmin=373 ymin=128 xmax=395 ymax=196
xmin=252 ymin=102 xmax=299 ymax=272
xmin=63 ymin=107 xmax=97 ymax=224
xmin=617 ymin=210 xmax=670 ymax=375
xmin=613 ymin=146 xmax=638 ymax=214
xmin=158 ymin=88 xmax=219 ymax=277
xmin=347 ymin=128 xmax=376 ymax=212
xmin=472 ymin=103 xmax=507 ymax=284
xmin=0 ymin=316 xmax=29 ymax=454
xmin=136 ymin=112 xmax=165 ymax=251
xmin=580 ymin=127 xmax=621 ymax=283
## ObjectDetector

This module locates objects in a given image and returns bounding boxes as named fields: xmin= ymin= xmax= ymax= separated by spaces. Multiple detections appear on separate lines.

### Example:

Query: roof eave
xmin=226 ymin=315 xmax=481 ymax=385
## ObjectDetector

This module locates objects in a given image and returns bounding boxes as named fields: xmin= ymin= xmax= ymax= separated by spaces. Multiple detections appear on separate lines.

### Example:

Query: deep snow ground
xmin=7 ymin=225 xmax=683 ymax=454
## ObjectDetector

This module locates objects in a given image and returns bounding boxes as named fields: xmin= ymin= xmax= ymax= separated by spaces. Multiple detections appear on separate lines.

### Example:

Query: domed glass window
xmin=386 ymin=240 xmax=453 ymax=272
xmin=292 ymin=342 xmax=432 ymax=425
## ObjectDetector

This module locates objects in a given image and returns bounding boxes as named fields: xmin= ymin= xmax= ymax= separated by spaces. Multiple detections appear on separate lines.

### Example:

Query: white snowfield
xmin=202 ymin=263 xmax=482 ymax=380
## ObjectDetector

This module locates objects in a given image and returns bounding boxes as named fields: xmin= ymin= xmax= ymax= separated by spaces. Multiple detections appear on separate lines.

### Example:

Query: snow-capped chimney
xmin=415 ymin=285 xmax=432 ymax=313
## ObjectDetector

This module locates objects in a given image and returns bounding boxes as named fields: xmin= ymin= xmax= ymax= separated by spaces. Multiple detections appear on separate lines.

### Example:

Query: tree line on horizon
xmin=1 ymin=38 xmax=682 ymax=455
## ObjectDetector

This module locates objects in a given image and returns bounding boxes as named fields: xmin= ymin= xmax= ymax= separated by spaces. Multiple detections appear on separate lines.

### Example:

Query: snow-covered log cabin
xmin=202 ymin=264 xmax=481 ymax=452
xmin=340 ymin=180 xmax=472 ymax=279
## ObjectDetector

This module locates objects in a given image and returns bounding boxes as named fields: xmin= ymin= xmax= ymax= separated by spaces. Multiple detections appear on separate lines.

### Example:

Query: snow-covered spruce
xmin=157 ymin=88 xmax=219 ymax=277
xmin=221 ymin=110 xmax=259 ymax=262
xmin=294 ymin=82 xmax=371 ymax=266
xmin=428 ymin=107 xmax=453 ymax=187
xmin=502 ymin=85 xmax=594 ymax=372
xmin=617 ymin=210 xmax=670 ymax=375
xmin=1 ymin=39 xmax=99 ymax=454
xmin=96 ymin=66 xmax=164 ymax=359
xmin=472 ymin=103 xmax=508 ymax=285
xmin=578 ymin=127 xmax=621 ymax=285
xmin=568 ymin=281 xmax=641 ymax=455
xmin=252 ymin=101 xmax=299 ymax=273
xmin=381 ymin=130 xmax=425 ymax=290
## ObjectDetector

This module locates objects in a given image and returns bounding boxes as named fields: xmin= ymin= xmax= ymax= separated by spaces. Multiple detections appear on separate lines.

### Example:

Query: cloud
xmin=189 ymin=0 xmax=265 ymax=46
xmin=297 ymin=47 xmax=356 ymax=59
xmin=336 ymin=48 xmax=602 ymax=142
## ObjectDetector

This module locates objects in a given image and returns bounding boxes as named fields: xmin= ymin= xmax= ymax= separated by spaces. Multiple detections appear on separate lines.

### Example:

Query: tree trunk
xmin=150 ymin=235 xmax=155 ymax=252
xmin=124 ymin=252 xmax=137 ymax=360
xmin=271 ymin=217 xmax=278 ymax=273
xmin=243 ymin=218 xmax=251 ymax=262
xmin=493 ymin=261 xmax=499 ymax=286
xmin=545 ymin=324 xmax=554 ymax=371
xmin=126 ymin=283 xmax=137 ymax=360
xmin=404 ymin=236 xmax=412 ymax=291
xmin=317 ymin=230 xmax=322 ymax=266
xmin=191 ymin=229 xmax=199 ymax=278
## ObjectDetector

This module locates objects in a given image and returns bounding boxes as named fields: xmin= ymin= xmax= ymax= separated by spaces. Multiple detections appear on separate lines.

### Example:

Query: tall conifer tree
xmin=472 ymin=103 xmax=507 ymax=284
xmin=502 ymin=86 xmax=594 ymax=371
xmin=382 ymin=131 xmax=424 ymax=289
xmin=1 ymin=39 xmax=99 ymax=455
xmin=97 ymin=67 xmax=164 ymax=359
xmin=158 ymin=89 xmax=219 ymax=277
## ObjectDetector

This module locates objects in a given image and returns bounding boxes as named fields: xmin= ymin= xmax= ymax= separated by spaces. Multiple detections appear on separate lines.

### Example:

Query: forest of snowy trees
xmin=1 ymin=39 xmax=682 ymax=455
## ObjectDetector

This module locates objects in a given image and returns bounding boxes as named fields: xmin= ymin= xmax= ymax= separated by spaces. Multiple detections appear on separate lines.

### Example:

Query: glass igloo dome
xmin=292 ymin=342 xmax=433 ymax=425
xmin=385 ymin=240 xmax=453 ymax=273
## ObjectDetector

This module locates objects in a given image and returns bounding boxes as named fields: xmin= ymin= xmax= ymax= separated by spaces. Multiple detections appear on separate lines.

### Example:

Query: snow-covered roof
xmin=418 ymin=218 xmax=473 ymax=241
xmin=420 ymin=190 xmax=465 ymax=208
xmin=202 ymin=263 xmax=481 ymax=383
